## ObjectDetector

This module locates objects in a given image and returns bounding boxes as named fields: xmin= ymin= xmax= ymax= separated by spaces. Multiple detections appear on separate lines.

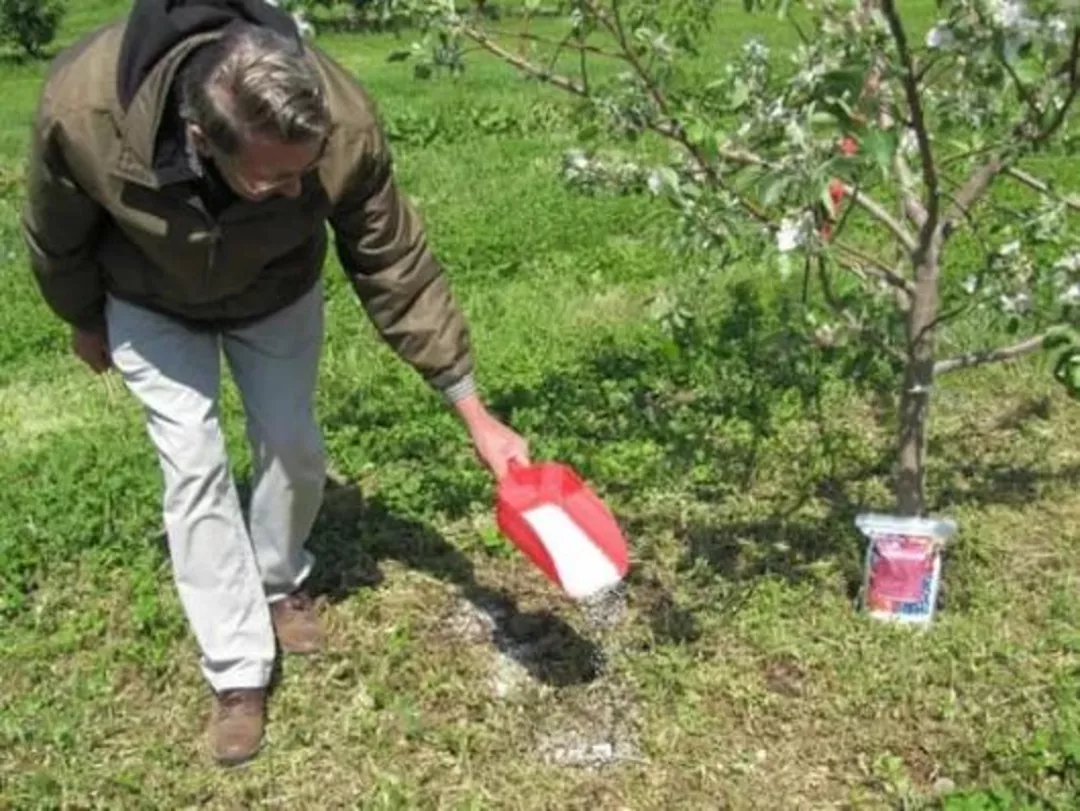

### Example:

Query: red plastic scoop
xmin=495 ymin=460 xmax=630 ymax=600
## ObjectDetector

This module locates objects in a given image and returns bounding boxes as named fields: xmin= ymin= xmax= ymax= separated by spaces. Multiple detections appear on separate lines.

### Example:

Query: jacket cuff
xmin=71 ymin=307 xmax=107 ymax=334
xmin=440 ymin=372 xmax=477 ymax=404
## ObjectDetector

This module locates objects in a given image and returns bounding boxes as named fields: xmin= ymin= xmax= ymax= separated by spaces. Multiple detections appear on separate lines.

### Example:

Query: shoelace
xmin=219 ymin=690 xmax=260 ymax=715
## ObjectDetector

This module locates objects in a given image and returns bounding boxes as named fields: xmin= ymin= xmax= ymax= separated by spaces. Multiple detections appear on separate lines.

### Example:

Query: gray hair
xmin=179 ymin=25 xmax=330 ymax=155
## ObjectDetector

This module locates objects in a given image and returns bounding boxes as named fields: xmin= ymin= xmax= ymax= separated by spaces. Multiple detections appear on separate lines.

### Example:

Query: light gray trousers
xmin=106 ymin=282 xmax=327 ymax=692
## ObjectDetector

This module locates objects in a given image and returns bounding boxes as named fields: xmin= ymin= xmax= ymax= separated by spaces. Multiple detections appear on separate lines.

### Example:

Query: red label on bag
xmin=867 ymin=535 xmax=934 ymax=602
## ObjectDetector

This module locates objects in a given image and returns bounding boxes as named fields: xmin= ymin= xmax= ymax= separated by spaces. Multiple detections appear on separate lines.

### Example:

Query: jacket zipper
xmin=206 ymin=224 xmax=220 ymax=275
xmin=188 ymin=202 xmax=221 ymax=290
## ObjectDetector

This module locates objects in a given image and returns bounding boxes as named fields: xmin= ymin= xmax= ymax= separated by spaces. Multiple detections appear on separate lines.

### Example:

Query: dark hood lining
xmin=116 ymin=0 xmax=301 ymax=112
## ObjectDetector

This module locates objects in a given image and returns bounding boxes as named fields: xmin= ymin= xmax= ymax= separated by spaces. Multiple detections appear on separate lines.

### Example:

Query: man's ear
xmin=187 ymin=122 xmax=209 ymax=155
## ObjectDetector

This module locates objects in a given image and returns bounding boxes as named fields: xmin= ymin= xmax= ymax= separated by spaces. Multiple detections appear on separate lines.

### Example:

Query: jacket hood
xmin=117 ymin=0 xmax=301 ymax=111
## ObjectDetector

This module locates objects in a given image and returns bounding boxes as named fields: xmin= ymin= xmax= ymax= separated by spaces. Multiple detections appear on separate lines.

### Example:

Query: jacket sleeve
xmin=328 ymin=122 xmax=476 ymax=401
xmin=20 ymin=105 xmax=107 ymax=331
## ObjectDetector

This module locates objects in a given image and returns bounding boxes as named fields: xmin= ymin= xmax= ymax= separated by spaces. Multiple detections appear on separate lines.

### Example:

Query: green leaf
xmin=819 ymin=68 xmax=867 ymax=104
xmin=686 ymin=118 xmax=709 ymax=146
xmin=1043 ymin=325 xmax=1079 ymax=351
xmin=863 ymin=129 xmax=898 ymax=176
xmin=761 ymin=174 xmax=792 ymax=208
xmin=730 ymin=79 xmax=751 ymax=111
xmin=1053 ymin=347 xmax=1080 ymax=398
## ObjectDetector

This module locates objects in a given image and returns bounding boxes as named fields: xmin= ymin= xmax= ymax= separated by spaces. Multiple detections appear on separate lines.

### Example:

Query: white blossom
xmin=1048 ymin=16 xmax=1070 ymax=45
xmin=962 ymin=276 xmax=979 ymax=295
xmin=776 ymin=215 xmax=809 ymax=253
xmin=566 ymin=149 xmax=590 ymax=171
xmin=765 ymin=99 xmax=787 ymax=122
xmin=647 ymin=170 xmax=665 ymax=195
xmin=1054 ymin=252 xmax=1080 ymax=272
xmin=999 ymin=240 xmax=1022 ymax=257
xmin=814 ymin=323 xmax=839 ymax=347
xmin=1000 ymin=291 xmax=1031 ymax=314
xmin=743 ymin=38 xmax=770 ymax=63
xmin=926 ymin=24 xmax=956 ymax=50
xmin=899 ymin=127 xmax=919 ymax=157
xmin=1061 ymin=283 xmax=1080 ymax=305
xmin=988 ymin=0 xmax=1031 ymax=31
xmin=987 ymin=0 xmax=1040 ymax=61
xmin=784 ymin=119 xmax=809 ymax=149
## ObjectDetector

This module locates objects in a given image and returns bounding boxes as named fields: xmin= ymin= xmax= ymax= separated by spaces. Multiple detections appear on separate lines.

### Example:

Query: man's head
xmin=179 ymin=25 xmax=330 ymax=201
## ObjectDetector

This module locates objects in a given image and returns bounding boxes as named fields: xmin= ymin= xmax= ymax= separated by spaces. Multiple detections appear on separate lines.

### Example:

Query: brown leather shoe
xmin=269 ymin=590 xmax=325 ymax=654
xmin=209 ymin=688 xmax=265 ymax=766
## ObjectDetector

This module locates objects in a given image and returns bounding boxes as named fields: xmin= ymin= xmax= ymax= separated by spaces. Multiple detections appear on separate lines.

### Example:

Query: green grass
xmin=1 ymin=2 xmax=1079 ymax=809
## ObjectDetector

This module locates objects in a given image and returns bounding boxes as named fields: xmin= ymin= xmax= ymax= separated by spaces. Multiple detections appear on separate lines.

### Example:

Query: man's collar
xmin=109 ymin=31 xmax=221 ymax=189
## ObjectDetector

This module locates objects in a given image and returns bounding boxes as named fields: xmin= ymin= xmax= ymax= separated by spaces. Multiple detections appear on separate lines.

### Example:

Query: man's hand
xmin=453 ymin=393 xmax=529 ymax=481
xmin=72 ymin=326 xmax=111 ymax=373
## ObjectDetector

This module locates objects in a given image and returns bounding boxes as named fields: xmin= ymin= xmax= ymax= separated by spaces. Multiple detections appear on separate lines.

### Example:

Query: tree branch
xmin=880 ymin=0 xmax=940 ymax=253
xmin=579 ymin=32 xmax=590 ymax=95
xmin=940 ymin=140 xmax=1014 ymax=168
xmin=941 ymin=156 xmax=1006 ymax=237
xmin=840 ymin=183 xmax=918 ymax=252
xmin=1035 ymin=27 xmax=1080 ymax=145
xmin=1005 ymin=166 xmax=1080 ymax=212
xmin=580 ymin=0 xmax=773 ymax=224
xmin=460 ymin=22 xmax=776 ymax=225
xmin=902 ymin=194 xmax=927 ymax=228
xmin=894 ymin=150 xmax=927 ymax=227
xmin=818 ymin=256 xmax=907 ymax=365
xmin=999 ymin=53 xmax=1043 ymax=122
xmin=485 ymin=28 xmax=623 ymax=61
xmin=463 ymin=27 xmax=589 ymax=97
xmin=833 ymin=241 xmax=915 ymax=298
xmin=933 ymin=334 xmax=1048 ymax=376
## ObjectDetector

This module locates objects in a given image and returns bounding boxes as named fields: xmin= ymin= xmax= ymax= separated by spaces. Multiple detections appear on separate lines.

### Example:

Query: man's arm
xmin=327 ymin=122 xmax=528 ymax=477
xmin=328 ymin=122 xmax=475 ymax=402
xmin=21 ymin=108 xmax=107 ymax=333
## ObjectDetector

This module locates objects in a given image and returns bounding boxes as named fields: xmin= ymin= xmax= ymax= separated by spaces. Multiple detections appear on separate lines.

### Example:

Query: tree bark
xmin=896 ymin=249 xmax=941 ymax=516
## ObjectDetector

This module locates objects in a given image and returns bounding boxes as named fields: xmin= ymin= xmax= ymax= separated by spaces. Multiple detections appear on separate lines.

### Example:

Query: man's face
xmin=191 ymin=125 xmax=325 ymax=202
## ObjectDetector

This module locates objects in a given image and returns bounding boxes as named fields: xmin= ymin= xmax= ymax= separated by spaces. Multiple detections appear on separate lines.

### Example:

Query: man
xmin=22 ymin=0 xmax=529 ymax=766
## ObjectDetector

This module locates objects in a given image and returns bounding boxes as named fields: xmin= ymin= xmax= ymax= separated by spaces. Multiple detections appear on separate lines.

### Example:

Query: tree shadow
xmin=301 ymin=475 xmax=603 ymax=688
xmin=319 ymin=281 xmax=1077 ymax=645
xmin=925 ymin=395 xmax=1080 ymax=509
xmin=0 ymin=47 xmax=60 ymax=66
xmin=932 ymin=461 xmax=1080 ymax=510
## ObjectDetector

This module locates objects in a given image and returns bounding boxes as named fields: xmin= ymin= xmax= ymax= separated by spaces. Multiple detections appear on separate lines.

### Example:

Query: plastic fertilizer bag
xmin=855 ymin=512 xmax=958 ymax=627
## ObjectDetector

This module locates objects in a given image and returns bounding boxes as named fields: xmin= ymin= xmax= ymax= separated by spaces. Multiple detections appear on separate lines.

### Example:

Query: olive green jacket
xmin=21 ymin=21 xmax=474 ymax=395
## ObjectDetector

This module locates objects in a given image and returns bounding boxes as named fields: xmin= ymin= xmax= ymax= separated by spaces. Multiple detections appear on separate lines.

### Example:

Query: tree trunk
xmin=896 ymin=251 xmax=941 ymax=516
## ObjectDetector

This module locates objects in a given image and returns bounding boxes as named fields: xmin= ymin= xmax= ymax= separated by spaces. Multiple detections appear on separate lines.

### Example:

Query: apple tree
xmin=390 ymin=0 xmax=1080 ymax=516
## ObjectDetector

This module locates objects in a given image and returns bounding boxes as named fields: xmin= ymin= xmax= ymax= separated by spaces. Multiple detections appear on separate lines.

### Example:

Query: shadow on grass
xmin=930 ymin=458 xmax=1080 ymax=510
xmin=303 ymin=476 xmax=603 ymax=688
xmin=0 ymin=49 xmax=58 ymax=67
xmin=320 ymin=281 xmax=1077 ymax=646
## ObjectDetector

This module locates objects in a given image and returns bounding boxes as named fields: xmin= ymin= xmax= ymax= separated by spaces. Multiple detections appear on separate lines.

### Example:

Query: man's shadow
xmin=300 ymin=474 xmax=604 ymax=688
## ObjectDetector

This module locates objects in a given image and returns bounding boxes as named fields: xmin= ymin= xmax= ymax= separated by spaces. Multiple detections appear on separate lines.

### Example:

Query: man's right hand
xmin=72 ymin=327 xmax=111 ymax=373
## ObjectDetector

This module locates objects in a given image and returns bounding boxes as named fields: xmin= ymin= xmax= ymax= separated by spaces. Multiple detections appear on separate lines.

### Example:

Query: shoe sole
xmin=211 ymin=734 xmax=265 ymax=768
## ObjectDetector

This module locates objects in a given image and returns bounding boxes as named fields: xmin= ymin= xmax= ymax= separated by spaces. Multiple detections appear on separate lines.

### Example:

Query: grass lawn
xmin=1 ymin=2 xmax=1079 ymax=809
